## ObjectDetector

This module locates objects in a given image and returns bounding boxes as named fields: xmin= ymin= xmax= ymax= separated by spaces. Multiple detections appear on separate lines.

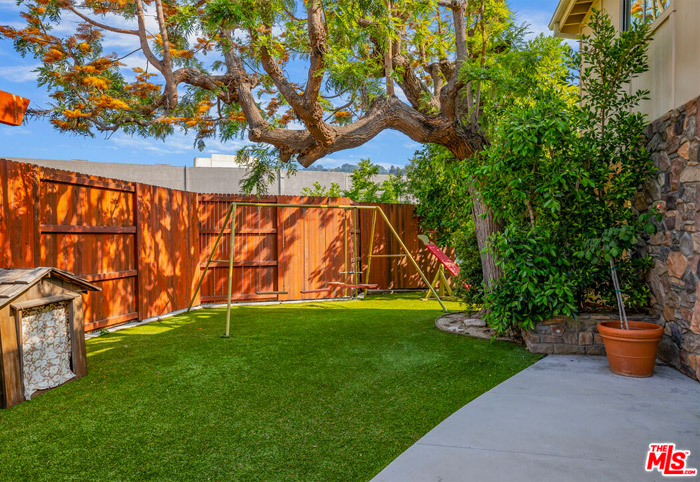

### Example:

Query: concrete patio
xmin=371 ymin=355 xmax=700 ymax=482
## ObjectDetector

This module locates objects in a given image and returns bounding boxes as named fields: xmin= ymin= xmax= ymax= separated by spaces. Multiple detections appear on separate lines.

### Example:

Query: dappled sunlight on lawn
xmin=1 ymin=293 xmax=536 ymax=482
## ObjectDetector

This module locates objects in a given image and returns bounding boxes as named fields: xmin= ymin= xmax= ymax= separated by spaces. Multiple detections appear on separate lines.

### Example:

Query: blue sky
xmin=0 ymin=0 xmax=562 ymax=170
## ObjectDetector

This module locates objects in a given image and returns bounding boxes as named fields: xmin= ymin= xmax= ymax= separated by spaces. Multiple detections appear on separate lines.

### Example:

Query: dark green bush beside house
xmin=473 ymin=11 xmax=657 ymax=335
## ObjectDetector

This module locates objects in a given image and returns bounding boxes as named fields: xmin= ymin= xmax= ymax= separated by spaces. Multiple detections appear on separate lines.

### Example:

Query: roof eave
xmin=549 ymin=0 xmax=575 ymax=32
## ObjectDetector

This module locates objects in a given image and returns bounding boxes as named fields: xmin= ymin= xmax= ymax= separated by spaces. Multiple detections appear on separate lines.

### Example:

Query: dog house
xmin=0 ymin=268 xmax=99 ymax=408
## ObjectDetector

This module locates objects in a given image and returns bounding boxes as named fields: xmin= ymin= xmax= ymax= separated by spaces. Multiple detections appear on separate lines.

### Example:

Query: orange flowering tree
xmin=2 ymin=0 xmax=516 ymax=286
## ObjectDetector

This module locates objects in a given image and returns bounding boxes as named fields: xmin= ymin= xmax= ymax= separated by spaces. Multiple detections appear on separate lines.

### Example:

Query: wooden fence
xmin=0 ymin=159 xmax=199 ymax=331
xmin=0 ymin=158 xmax=448 ymax=331
xmin=198 ymin=196 xmax=363 ymax=303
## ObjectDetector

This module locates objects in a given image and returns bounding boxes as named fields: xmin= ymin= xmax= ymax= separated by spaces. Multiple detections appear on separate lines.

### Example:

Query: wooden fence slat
xmin=0 ymin=159 xmax=38 ymax=269
xmin=137 ymin=184 xmax=199 ymax=320
xmin=40 ymin=225 xmax=137 ymax=234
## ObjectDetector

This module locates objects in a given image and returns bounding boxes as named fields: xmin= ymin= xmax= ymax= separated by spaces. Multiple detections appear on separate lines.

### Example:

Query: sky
xmin=0 ymin=0 xmax=563 ymax=171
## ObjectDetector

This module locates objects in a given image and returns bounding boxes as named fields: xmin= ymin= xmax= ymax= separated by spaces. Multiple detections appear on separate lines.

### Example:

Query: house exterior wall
xmin=643 ymin=95 xmax=700 ymax=381
xmin=558 ymin=0 xmax=700 ymax=122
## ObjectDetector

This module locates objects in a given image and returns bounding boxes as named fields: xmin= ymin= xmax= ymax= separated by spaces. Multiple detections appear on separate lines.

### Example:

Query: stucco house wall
xmin=551 ymin=0 xmax=700 ymax=122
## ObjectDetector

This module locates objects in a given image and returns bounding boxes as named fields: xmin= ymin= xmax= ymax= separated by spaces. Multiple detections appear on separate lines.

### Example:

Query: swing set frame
xmin=187 ymin=202 xmax=447 ymax=337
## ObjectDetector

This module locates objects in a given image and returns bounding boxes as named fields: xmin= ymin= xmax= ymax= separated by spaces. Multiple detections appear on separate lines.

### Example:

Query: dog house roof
xmin=0 ymin=268 xmax=100 ymax=309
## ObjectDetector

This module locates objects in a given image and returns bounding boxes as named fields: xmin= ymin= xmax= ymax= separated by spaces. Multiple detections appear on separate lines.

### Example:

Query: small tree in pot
xmin=575 ymin=11 xmax=663 ymax=377
xmin=468 ymin=11 xmax=660 ymax=360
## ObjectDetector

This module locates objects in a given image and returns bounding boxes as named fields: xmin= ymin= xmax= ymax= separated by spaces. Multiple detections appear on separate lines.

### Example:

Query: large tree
xmin=1 ymin=0 xmax=512 ymax=285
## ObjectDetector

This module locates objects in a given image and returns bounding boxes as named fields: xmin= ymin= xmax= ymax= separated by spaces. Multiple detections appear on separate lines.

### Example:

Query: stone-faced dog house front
xmin=0 ymin=268 xmax=99 ymax=408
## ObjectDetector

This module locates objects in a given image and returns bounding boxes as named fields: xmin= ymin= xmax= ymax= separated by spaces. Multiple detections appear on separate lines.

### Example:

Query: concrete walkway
xmin=371 ymin=355 xmax=700 ymax=482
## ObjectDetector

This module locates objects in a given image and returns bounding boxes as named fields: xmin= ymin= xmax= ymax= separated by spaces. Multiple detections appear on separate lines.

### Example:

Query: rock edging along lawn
xmin=435 ymin=313 xmax=513 ymax=342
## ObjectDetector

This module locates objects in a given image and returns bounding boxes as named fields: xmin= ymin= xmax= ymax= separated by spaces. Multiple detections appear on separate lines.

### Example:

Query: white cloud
xmin=515 ymin=9 xmax=553 ymax=39
xmin=394 ymin=86 xmax=408 ymax=103
xmin=0 ymin=126 xmax=31 ymax=136
xmin=0 ymin=0 xmax=21 ymax=12
xmin=312 ymin=156 xmax=356 ymax=169
xmin=285 ymin=120 xmax=305 ymax=131
xmin=0 ymin=63 xmax=40 ymax=82
xmin=515 ymin=8 xmax=578 ymax=48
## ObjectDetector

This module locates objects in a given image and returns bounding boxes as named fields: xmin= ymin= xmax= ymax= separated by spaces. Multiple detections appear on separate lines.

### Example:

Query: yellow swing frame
xmin=187 ymin=202 xmax=447 ymax=337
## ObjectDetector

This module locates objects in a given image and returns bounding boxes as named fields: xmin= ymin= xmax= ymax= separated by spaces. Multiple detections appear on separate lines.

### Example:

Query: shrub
xmin=473 ymin=11 xmax=657 ymax=334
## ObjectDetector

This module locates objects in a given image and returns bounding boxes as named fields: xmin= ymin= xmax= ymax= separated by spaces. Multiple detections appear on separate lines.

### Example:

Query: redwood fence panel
xmin=0 ymin=160 xmax=37 ymax=269
xmin=0 ymin=158 xmax=447 ymax=332
xmin=137 ymin=183 xmax=199 ymax=320
xmin=198 ymin=194 xmax=280 ymax=303
xmin=196 ymin=195 xmax=353 ymax=303
xmin=38 ymin=166 xmax=139 ymax=331
xmin=274 ymin=196 xmax=352 ymax=301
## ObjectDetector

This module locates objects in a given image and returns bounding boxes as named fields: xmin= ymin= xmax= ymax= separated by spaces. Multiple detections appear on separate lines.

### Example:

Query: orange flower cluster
xmin=86 ymin=0 xmax=133 ymax=15
xmin=43 ymin=49 xmax=63 ymax=63
xmin=278 ymin=110 xmax=295 ymax=126
xmin=91 ymin=94 xmax=130 ymax=110
xmin=194 ymin=37 xmax=214 ymax=53
xmin=82 ymin=76 xmax=111 ymax=90
xmin=266 ymin=98 xmax=280 ymax=117
xmin=62 ymin=109 xmax=92 ymax=119
xmin=51 ymin=119 xmax=77 ymax=130
xmin=158 ymin=116 xmax=187 ymax=125
xmin=152 ymin=34 xmax=195 ymax=59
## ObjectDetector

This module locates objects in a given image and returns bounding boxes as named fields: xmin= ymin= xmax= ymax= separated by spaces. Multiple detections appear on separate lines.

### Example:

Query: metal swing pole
xmin=223 ymin=202 xmax=237 ymax=338
xmin=343 ymin=209 xmax=348 ymax=298
xmin=188 ymin=202 xmax=234 ymax=312
xmin=374 ymin=206 xmax=447 ymax=312
xmin=364 ymin=208 xmax=378 ymax=296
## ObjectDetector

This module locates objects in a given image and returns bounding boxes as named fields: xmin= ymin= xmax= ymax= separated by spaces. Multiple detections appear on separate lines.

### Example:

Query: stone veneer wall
xmin=524 ymin=314 xmax=657 ymax=355
xmin=643 ymin=95 xmax=700 ymax=381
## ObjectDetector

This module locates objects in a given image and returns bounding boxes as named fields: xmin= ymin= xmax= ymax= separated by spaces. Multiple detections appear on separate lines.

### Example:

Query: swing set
xmin=187 ymin=202 xmax=447 ymax=337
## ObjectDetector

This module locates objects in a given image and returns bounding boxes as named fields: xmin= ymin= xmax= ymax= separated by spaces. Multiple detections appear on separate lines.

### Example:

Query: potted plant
xmin=597 ymin=258 xmax=663 ymax=377
xmin=573 ymin=11 xmax=663 ymax=377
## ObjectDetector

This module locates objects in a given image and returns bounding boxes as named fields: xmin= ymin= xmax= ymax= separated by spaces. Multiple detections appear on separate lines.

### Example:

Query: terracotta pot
xmin=597 ymin=321 xmax=664 ymax=377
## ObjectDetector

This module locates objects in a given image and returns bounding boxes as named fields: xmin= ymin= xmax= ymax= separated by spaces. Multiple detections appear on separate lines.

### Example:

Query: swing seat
xmin=300 ymin=288 xmax=332 ymax=294
xmin=327 ymin=282 xmax=378 ymax=289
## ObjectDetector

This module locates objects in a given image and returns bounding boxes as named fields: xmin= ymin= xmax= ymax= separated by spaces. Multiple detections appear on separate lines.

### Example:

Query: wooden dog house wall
xmin=0 ymin=268 xmax=99 ymax=408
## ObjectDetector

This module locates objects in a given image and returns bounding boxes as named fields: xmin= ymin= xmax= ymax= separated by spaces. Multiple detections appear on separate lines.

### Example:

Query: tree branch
xmin=134 ymin=0 xmax=163 ymax=72
xmin=304 ymin=0 xmax=326 ymax=103
xmin=296 ymin=97 xmax=481 ymax=166
xmin=66 ymin=5 xmax=139 ymax=36
xmin=255 ymin=25 xmax=337 ymax=147
xmin=154 ymin=0 xmax=177 ymax=109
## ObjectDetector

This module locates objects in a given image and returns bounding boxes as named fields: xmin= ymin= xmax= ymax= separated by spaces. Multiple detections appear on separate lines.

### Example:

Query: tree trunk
xmin=469 ymin=186 xmax=502 ymax=288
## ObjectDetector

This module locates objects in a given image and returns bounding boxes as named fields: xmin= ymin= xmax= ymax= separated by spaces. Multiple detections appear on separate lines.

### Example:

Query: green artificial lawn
xmin=0 ymin=293 xmax=540 ymax=481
